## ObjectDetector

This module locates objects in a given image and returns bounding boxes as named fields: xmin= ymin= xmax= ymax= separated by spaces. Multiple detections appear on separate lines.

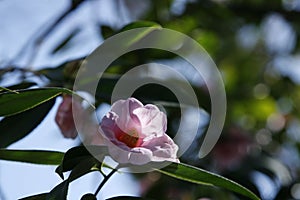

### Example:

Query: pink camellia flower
xmin=99 ymin=98 xmax=179 ymax=165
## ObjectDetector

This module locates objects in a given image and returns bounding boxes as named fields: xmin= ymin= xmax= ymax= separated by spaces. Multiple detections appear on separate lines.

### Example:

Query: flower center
xmin=116 ymin=128 xmax=141 ymax=148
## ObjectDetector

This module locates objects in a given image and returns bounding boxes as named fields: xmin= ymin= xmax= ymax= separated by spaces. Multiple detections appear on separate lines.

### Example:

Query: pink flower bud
xmin=55 ymin=95 xmax=82 ymax=139
xmin=99 ymin=98 xmax=179 ymax=165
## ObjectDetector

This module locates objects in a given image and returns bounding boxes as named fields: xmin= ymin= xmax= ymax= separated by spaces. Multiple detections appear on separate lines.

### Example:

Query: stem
xmin=94 ymin=165 xmax=119 ymax=196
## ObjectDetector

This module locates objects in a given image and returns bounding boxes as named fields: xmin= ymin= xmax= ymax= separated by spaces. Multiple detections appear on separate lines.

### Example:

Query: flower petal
xmin=111 ymin=98 xmax=142 ymax=133
xmin=128 ymin=147 xmax=153 ymax=165
xmin=100 ymin=112 xmax=118 ymax=138
xmin=133 ymin=104 xmax=167 ymax=138
xmin=142 ymin=134 xmax=179 ymax=163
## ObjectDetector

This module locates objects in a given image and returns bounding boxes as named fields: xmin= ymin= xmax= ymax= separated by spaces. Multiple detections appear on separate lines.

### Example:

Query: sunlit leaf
xmin=0 ymin=149 xmax=64 ymax=165
xmin=120 ymin=21 xmax=161 ymax=32
xmin=0 ymin=86 xmax=18 ymax=94
xmin=117 ymin=21 xmax=162 ymax=49
xmin=157 ymin=162 xmax=260 ymax=200
xmin=1 ymin=81 xmax=35 ymax=94
xmin=165 ymin=16 xmax=197 ymax=33
xmin=0 ymin=87 xmax=72 ymax=117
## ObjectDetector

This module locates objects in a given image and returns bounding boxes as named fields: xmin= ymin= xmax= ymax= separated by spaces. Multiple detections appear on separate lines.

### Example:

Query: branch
xmin=94 ymin=166 xmax=119 ymax=196
xmin=6 ymin=0 xmax=86 ymax=67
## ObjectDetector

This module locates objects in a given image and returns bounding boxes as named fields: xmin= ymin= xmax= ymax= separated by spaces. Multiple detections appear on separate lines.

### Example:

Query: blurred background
xmin=1 ymin=0 xmax=300 ymax=199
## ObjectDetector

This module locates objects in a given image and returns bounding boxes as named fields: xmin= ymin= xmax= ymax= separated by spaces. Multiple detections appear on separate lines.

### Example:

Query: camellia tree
xmin=1 ymin=0 xmax=300 ymax=199
xmin=0 ymin=91 xmax=259 ymax=200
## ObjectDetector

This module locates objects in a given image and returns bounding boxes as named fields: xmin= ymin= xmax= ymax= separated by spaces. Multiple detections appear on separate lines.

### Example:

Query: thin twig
xmin=94 ymin=165 xmax=119 ymax=196
xmin=4 ymin=0 xmax=85 ymax=68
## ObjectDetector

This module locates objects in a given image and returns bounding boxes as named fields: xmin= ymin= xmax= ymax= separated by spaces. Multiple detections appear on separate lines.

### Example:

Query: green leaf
xmin=56 ymin=145 xmax=108 ymax=179
xmin=0 ymin=98 xmax=55 ymax=148
xmin=18 ymin=193 xmax=48 ymax=200
xmin=81 ymin=193 xmax=97 ymax=200
xmin=0 ymin=87 xmax=72 ymax=117
xmin=38 ymin=58 xmax=84 ymax=82
xmin=51 ymin=27 xmax=80 ymax=54
xmin=1 ymin=82 xmax=36 ymax=93
xmin=101 ymin=25 xmax=115 ymax=39
xmin=0 ymin=149 xmax=64 ymax=165
xmin=46 ymin=180 xmax=69 ymax=200
xmin=68 ymin=157 xmax=101 ymax=182
xmin=120 ymin=21 xmax=161 ymax=32
xmin=47 ymin=147 xmax=108 ymax=200
xmin=38 ymin=65 xmax=65 ymax=82
xmin=95 ymin=74 xmax=209 ymax=111
xmin=54 ymin=155 xmax=103 ymax=199
xmin=157 ymin=163 xmax=260 ymax=200
xmin=115 ymin=21 xmax=162 ymax=50
xmin=0 ymin=86 xmax=19 ymax=94
xmin=11 ymin=147 xmax=105 ymax=199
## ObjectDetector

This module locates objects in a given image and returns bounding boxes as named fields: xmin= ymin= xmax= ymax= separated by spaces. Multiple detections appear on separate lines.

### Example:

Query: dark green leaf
xmin=101 ymin=25 xmax=115 ymax=39
xmin=68 ymin=157 xmax=101 ymax=182
xmin=81 ymin=193 xmax=97 ymax=200
xmin=47 ymin=147 xmax=107 ymax=200
xmin=157 ymin=163 xmax=260 ymax=200
xmin=38 ymin=58 xmax=84 ymax=82
xmin=0 ymin=98 xmax=55 ymax=148
xmin=38 ymin=65 xmax=65 ymax=82
xmin=56 ymin=145 xmax=108 ymax=179
xmin=0 ymin=149 xmax=64 ymax=165
xmin=51 ymin=27 xmax=80 ymax=54
xmin=18 ymin=193 xmax=48 ymax=200
xmin=0 ymin=87 xmax=72 ymax=117
xmin=46 ymin=180 xmax=69 ymax=200
xmin=95 ymin=75 xmax=209 ymax=111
